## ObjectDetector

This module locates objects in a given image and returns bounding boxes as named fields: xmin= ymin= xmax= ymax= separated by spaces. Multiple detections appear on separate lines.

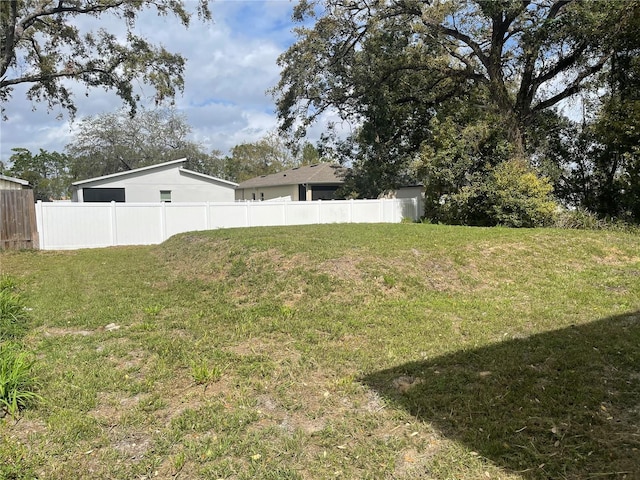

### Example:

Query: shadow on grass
xmin=362 ymin=312 xmax=640 ymax=479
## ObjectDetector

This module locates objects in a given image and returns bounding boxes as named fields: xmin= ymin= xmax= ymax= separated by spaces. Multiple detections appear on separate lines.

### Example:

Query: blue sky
xmin=0 ymin=1 xmax=333 ymax=163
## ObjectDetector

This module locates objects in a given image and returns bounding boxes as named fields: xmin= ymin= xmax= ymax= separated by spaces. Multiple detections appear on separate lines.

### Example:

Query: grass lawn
xmin=1 ymin=223 xmax=639 ymax=479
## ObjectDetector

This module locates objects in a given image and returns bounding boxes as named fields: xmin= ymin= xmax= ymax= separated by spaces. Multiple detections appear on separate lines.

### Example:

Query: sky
xmin=0 ymin=0 xmax=336 ymax=163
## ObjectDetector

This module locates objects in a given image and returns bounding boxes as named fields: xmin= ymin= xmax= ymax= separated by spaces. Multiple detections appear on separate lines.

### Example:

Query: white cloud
xmin=1 ymin=1 xmax=305 ymax=163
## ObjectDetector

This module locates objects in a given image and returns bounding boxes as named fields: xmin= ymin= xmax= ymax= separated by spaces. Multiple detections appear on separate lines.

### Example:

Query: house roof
xmin=0 ymin=174 xmax=31 ymax=187
xmin=72 ymin=158 xmax=187 ymax=186
xmin=179 ymin=168 xmax=238 ymax=187
xmin=237 ymin=163 xmax=346 ymax=189
xmin=71 ymin=158 xmax=237 ymax=188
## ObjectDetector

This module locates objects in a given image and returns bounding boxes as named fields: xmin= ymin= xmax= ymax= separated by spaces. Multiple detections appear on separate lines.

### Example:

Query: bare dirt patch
xmin=42 ymin=327 xmax=94 ymax=337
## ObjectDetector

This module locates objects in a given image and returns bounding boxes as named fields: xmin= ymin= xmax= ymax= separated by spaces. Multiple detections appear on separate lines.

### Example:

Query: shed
xmin=0 ymin=174 xmax=31 ymax=190
xmin=71 ymin=158 xmax=238 ymax=203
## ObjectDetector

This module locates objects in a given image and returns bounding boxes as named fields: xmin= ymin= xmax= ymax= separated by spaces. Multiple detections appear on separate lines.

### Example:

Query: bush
xmin=486 ymin=159 xmax=557 ymax=228
xmin=432 ymin=159 xmax=558 ymax=228
xmin=0 ymin=343 xmax=42 ymax=417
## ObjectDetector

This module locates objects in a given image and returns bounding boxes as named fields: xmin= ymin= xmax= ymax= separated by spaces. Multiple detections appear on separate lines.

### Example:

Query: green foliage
xmin=487 ymin=159 xmax=557 ymax=228
xmin=430 ymin=159 xmax=557 ymax=228
xmin=275 ymin=0 xmax=640 ymax=221
xmin=0 ymin=342 xmax=41 ymax=417
xmin=0 ymin=288 xmax=28 ymax=341
xmin=6 ymin=148 xmax=72 ymax=201
xmin=190 ymin=360 xmax=223 ymax=385
xmin=0 ymin=277 xmax=41 ymax=418
xmin=66 ymin=107 xmax=218 ymax=180
xmin=553 ymin=208 xmax=639 ymax=232
xmin=222 ymin=133 xmax=320 ymax=183
xmin=0 ymin=0 xmax=211 ymax=117
xmin=0 ymin=275 xmax=17 ymax=292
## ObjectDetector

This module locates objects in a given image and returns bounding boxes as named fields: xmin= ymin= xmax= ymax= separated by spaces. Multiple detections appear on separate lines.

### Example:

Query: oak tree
xmin=1 ymin=0 xmax=211 ymax=117
xmin=66 ymin=108 xmax=214 ymax=179
xmin=274 ymin=0 xmax=639 ymax=213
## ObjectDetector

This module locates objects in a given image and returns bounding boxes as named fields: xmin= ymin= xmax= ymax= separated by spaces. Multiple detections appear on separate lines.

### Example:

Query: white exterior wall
xmin=236 ymin=184 xmax=298 ymax=201
xmin=35 ymin=198 xmax=421 ymax=250
xmin=76 ymin=165 xmax=235 ymax=203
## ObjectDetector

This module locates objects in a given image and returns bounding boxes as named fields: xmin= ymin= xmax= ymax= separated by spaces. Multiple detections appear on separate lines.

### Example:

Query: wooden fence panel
xmin=0 ymin=190 xmax=39 ymax=250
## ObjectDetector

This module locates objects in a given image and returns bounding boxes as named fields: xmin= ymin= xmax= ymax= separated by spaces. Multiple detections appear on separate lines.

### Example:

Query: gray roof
xmin=72 ymin=158 xmax=187 ymax=186
xmin=72 ymin=158 xmax=237 ymax=188
xmin=237 ymin=163 xmax=346 ymax=189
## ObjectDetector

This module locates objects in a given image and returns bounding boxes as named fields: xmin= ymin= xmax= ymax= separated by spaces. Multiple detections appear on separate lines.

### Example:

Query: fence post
xmin=205 ymin=202 xmax=211 ymax=230
xmin=110 ymin=201 xmax=118 ymax=246
xmin=36 ymin=200 xmax=44 ymax=250
xmin=160 ymin=201 xmax=167 ymax=242
xmin=317 ymin=200 xmax=322 ymax=224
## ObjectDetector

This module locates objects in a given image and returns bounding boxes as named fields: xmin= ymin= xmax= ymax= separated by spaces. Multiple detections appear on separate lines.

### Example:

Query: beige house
xmin=0 ymin=174 xmax=31 ymax=190
xmin=235 ymin=163 xmax=347 ymax=201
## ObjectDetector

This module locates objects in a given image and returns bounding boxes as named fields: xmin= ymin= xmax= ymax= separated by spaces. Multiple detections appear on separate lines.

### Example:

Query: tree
xmin=0 ymin=0 xmax=211 ymax=117
xmin=6 ymin=148 xmax=72 ymax=200
xmin=544 ymin=12 xmax=640 ymax=222
xmin=274 ymin=0 xmax=639 ymax=202
xmin=223 ymin=132 xmax=308 ymax=183
xmin=66 ymin=108 xmax=216 ymax=180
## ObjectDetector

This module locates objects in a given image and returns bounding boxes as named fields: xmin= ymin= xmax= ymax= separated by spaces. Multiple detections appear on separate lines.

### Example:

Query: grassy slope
xmin=1 ymin=223 xmax=639 ymax=479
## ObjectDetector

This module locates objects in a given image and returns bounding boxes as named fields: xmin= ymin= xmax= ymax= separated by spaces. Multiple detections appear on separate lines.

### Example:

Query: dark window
xmin=298 ymin=184 xmax=307 ymax=201
xmin=83 ymin=188 xmax=125 ymax=202
xmin=252 ymin=193 xmax=256 ymax=200
xmin=260 ymin=192 xmax=264 ymax=201
xmin=311 ymin=185 xmax=340 ymax=201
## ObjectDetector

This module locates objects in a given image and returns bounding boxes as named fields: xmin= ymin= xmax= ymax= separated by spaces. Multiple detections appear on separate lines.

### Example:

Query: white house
xmin=71 ymin=158 xmax=238 ymax=203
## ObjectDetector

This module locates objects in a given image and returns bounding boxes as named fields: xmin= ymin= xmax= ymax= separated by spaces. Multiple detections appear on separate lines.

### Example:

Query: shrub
xmin=0 ymin=343 xmax=42 ymax=417
xmin=486 ymin=159 xmax=557 ymax=228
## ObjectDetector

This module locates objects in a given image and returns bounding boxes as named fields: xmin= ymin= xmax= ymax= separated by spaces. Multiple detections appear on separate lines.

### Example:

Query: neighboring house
xmin=71 ymin=158 xmax=238 ymax=203
xmin=0 ymin=174 xmax=31 ymax=190
xmin=235 ymin=163 xmax=347 ymax=201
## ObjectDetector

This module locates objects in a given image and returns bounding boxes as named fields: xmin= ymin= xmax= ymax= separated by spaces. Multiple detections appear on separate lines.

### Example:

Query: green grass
xmin=0 ymin=223 xmax=639 ymax=479
xmin=0 ymin=342 xmax=42 ymax=417
xmin=0 ymin=287 xmax=28 ymax=340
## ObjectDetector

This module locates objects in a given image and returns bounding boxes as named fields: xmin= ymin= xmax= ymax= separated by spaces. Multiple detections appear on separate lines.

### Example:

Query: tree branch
xmin=532 ymin=54 xmax=611 ymax=113
xmin=0 ymin=0 xmax=19 ymax=79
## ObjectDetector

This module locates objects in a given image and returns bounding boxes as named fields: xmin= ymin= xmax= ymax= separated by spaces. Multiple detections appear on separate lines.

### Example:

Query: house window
xmin=252 ymin=193 xmax=256 ymax=200
xmin=260 ymin=192 xmax=264 ymax=201
xmin=312 ymin=185 xmax=341 ymax=201
xmin=160 ymin=190 xmax=172 ymax=202
xmin=83 ymin=188 xmax=125 ymax=202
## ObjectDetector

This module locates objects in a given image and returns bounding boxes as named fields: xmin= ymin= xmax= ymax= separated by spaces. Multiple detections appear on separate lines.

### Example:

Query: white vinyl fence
xmin=35 ymin=198 xmax=420 ymax=250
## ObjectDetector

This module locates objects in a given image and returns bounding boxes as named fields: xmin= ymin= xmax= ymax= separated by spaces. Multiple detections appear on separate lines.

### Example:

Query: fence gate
xmin=0 ymin=190 xmax=39 ymax=250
